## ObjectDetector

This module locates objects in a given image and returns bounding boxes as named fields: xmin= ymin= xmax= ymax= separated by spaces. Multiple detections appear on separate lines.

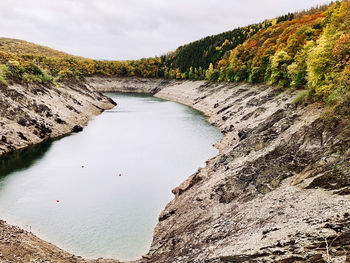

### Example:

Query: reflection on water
xmin=0 ymin=142 xmax=52 ymax=177
xmin=0 ymin=93 xmax=222 ymax=261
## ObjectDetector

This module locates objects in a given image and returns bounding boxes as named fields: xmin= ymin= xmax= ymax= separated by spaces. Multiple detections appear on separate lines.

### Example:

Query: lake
xmin=0 ymin=92 xmax=222 ymax=261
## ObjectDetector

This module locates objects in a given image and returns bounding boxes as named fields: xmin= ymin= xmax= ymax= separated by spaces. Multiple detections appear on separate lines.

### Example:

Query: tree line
xmin=0 ymin=1 xmax=348 ymax=103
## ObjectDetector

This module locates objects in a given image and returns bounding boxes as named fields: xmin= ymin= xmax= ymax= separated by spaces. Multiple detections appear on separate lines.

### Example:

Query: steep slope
xmin=87 ymin=77 xmax=350 ymax=263
xmin=160 ymin=4 xmax=330 ymax=76
xmin=0 ymin=80 xmax=115 ymax=157
xmin=150 ymin=83 xmax=350 ymax=263
xmin=159 ymin=1 xmax=350 ymax=104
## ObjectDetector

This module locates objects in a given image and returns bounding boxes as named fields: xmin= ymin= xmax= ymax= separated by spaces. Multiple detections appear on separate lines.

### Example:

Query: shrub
xmin=58 ymin=69 xmax=75 ymax=80
xmin=292 ymin=90 xmax=309 ymax=105
xmin=249 ymin=66 xmax=264 ymax=83
xmin=288 ymin=63 xmax=306 ymax=88
xmin=40 ymin=70 xmax=53 ymax=83
xmin=0 ymin=64 xmax=9 ymax=86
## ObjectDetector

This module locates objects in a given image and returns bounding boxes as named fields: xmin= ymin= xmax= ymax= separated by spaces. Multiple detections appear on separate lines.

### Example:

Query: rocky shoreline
xmin=1 ymin=77 xmax=349 ymax=262
xmin=0 ymin=80 xmax=116 ymax=157
xmin=0 ymin=80 xmax=118 ymax=263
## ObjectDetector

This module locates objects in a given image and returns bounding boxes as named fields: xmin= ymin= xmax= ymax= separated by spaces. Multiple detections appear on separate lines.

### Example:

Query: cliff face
xmin=87 ymin=78 xmax=350 ymax=263
xmin=0 ymin=81 xmax=116 ymax=157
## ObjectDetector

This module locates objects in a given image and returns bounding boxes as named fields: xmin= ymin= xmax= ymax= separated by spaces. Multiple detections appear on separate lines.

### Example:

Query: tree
xmin=270 ymin=50 xmax=292 ymax=87
xmin=205 ymin=63 xmax=214 ymax=80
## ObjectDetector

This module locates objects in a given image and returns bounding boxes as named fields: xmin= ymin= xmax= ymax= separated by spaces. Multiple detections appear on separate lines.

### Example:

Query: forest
xmin=0 ymin=0 xmax=349 ymax=103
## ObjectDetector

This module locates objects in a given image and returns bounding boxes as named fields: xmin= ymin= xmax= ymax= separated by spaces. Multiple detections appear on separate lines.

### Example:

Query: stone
xmin=72 ymin=125 xmax=83 ymax=133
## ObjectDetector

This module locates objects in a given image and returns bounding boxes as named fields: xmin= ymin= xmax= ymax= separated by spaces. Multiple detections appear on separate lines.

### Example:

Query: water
xmin=0 ymin=93 xmax=222 ymax=261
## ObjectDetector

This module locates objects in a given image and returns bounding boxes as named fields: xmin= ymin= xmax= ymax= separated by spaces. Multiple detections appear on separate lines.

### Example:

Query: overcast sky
xmin=0 ymin=0 xmax=333 ymax=60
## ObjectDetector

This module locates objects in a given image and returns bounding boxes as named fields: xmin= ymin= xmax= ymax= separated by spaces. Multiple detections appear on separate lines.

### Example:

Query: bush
xmin=288 ymin=63 xmax=306 ymax=88
xmin=249 ymin=67 xmax=264 ymax=83
xmin=7 ymin=60 xmax=25 ymax=80
xmin=22 ymin=71 xmax=53 ymax=84
xmin=40 ymin=71 xmax=53 ymax=83
xmin=292 ymin=90 xmax=309 ymax=105
xmin=58 ymin=69 xmax=75 ymax=80
xmin=235 ymin=65 xmax=248 ymax=82
xmin=0 ymin=64 xmax=9 ymax=86
xmin=211 ymin=69 xmax=220 ymax=81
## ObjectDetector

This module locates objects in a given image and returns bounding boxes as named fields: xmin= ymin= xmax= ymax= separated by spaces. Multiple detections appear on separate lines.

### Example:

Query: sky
xmin=0 ymin=0 xmax=334 ymax=60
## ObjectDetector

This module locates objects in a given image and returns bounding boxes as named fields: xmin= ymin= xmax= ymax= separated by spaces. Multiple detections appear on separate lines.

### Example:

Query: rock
xmin=17 ymin=132 xmax=28 ymax=141
xmin=159 ymin=209 xmax=176 ymax=222
xmin=35 ymin=123 xmax=52 ymax=139
xmin=55 ymin=118 xmax=66 ymax=124
xmin=17 ymin=118 xmax=28 ymax=126
xmin=238 ymin=128 xmax=251 ymax=140
xmin=72 ymin=125 xmax=83 ymax=133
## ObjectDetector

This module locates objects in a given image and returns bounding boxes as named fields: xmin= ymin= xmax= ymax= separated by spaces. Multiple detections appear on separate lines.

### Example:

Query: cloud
xmin=0 ymin=0 xmax=333 ymax=60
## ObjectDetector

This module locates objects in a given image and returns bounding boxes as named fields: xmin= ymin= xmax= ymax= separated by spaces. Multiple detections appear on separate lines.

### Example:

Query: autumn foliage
xmin=0 ymin=1 xmax=349 ymax=102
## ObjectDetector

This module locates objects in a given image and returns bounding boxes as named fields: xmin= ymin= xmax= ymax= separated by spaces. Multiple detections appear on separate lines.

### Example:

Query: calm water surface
xmin=0 ymin=93 xmax=222 ymax=261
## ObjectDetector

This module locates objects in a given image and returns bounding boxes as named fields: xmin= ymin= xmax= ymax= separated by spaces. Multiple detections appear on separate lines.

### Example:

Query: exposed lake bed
xmin=0 ymin=92 xmax=222 ymax=261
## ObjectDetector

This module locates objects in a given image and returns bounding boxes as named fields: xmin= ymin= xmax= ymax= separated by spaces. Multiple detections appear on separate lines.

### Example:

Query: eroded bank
xmin=87 ymin=77 xmax=350 ymax=263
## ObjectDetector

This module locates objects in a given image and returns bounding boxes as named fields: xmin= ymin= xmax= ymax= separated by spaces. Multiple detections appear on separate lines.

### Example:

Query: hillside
xmin=0 ymin=38 xmax=74 ymax=58
xmin=161 ymin=1 xmax=349 ymax=103
xmin=162 ymin=4 xmax=332 ymax=74
xmin=0 ymin=1 xmax=349 ymax=263
xmin=0 ymin=1 xmax=349 ymax=103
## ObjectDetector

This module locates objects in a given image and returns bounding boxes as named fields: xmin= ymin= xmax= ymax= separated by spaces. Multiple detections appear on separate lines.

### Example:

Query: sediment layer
xmin=0 ymin=81 xmax=116 ymax=157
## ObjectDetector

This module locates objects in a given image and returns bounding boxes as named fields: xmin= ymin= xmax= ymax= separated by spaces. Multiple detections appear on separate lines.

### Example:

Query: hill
xmin=161 ymin=1 xmax=349 ymax=103
xmin=0 ymin=38 xmax=74 ymax=58
xmin=0 ymin=1 xmax=349 ymax=103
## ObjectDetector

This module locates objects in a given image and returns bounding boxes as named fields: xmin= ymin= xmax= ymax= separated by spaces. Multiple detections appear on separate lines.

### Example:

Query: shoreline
xmin=87 ymin=77 xmax=350 ymax=262
xmin=0 ymin=81 xmax=116 ymax=158
xmin=0 ymin=77 xmax=349 ymax=262
xmin=0 ymin=89 xmax=221 ymax=262
xmin=0 ymin=80 xmax=119 ymax=263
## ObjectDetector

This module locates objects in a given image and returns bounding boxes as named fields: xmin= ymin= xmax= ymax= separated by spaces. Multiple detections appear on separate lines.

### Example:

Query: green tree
xmin=270 ymin=50 xmax=292 ymax=87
